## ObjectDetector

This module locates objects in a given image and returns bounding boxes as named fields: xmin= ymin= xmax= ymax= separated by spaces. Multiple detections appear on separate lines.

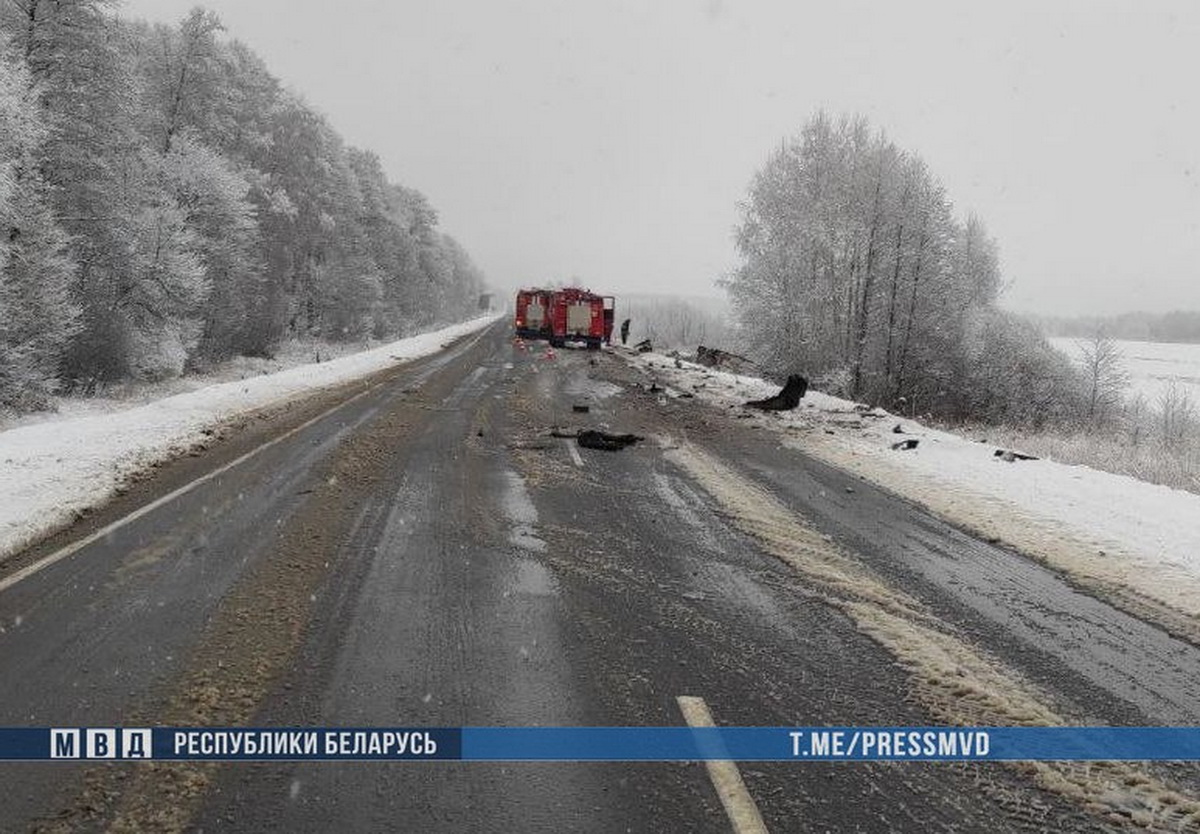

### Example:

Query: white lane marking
xmin=677 ymin=695 xmax=770 ymax=834
xmin=0 ymin=385 xmax=377 ymax=595
xmin=565 ymin=439 xmax=584 ymax=468
xmin=500 ymin=470 xmax=547 ymax=553
xmin=0 ymin=329 xmax=494 ymax=595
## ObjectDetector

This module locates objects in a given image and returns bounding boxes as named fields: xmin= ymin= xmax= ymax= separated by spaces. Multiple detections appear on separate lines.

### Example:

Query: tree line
xmin=1033 ymin=311 xmax=1200 ymax=345
xmin=619 ymin=294 xmax=731 ymax=352
xmin=725 ymin=112 xmax=1081 ymax=427
xmin=0 ymin=2 xmax=484 ymax=411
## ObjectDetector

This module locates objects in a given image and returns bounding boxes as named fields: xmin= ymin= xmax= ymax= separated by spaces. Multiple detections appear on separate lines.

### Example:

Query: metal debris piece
xmin=577 ymin=430 xmax=644 ymax=451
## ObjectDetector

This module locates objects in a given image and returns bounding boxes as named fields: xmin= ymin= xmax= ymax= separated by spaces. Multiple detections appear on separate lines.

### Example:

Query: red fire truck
xmin=514 ymin=289 xmax=554 ymax=340
xmin=547 ymin=288 xmax=614 ymax=349
xmin=514 ymin=287 xmax=615 ymax=349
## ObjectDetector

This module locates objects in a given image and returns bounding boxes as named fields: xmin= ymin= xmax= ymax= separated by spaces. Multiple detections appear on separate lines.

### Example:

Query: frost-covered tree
xmin=0 ymin=4 xmax=487 ymax=405
xmin=158 ymin=136 xmax=259 ymax=361
xmin=1079 ymin=332 xmax=1129 ymax=426
xmin=106 ymin=149 xmax=209 ymax=379
xmin=0 ymin=36 xmax=79 ymax=409
xmin=1158 ymin=383 xmax=1196 ymax=450
xmin=726 ymin=111 xmax=1082 ymax=426
xmin=150 ymin=7 xmax=227 ymax=152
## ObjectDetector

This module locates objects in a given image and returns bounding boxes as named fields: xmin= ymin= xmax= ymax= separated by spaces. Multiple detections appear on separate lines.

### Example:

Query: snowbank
xmin=638 ymin=354 xmax=1200 ymax=625
xmin=0 ymin=315 xmax=500 ymax=562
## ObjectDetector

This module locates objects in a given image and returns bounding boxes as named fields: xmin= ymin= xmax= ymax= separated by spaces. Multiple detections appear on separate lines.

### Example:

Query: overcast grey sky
xmin=123 ymin=0 xmax=1199 ymax=316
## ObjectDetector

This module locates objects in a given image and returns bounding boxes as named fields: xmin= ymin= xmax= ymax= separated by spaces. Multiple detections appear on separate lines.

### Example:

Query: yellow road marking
xmin=677 ymin=695 xmax=770 ymax=834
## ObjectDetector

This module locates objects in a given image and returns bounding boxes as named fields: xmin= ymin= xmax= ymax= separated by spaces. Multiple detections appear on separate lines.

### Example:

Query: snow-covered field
xmin=0 ymin=315 xmax=500 ymax=563
xmin=640 ymin=353 xmax=1200 ymax=629
xmin=1050 ymin=337 xmax=1200 ymax=405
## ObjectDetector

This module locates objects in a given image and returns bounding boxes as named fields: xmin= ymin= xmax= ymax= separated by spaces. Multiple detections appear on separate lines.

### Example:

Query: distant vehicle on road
xmin=515 ymin=287 xmax=615 ymax=349
xmin=547 ymin=287 xmax=615 ymax=349
xmin=514 ymin=288 xmax=554 ymax=340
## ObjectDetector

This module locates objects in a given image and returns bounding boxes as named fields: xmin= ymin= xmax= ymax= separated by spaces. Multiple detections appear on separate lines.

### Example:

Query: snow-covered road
xmin=639 ymin=354 xmax=1200 ymax=633
xmin=0 ymin=315 xmax=500 ymax=563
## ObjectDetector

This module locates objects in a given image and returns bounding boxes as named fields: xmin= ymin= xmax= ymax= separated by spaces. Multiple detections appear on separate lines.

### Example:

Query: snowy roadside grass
xmin=0 ymin=315 xmax=500 ymax=563
xmin=0 ymin=335 xmax=440 ymax=433
xmin=636 ymin=352 xmax=1200 ymax=629
xmin=951 ymin=423 xmax=1200 ymax=496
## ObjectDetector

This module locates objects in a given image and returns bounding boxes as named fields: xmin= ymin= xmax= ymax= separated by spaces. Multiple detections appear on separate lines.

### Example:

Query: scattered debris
xmin=572 ymin=404 xmax=590 ymax=414
xmin=892 ymin=438 xmax=919 ymax=451
xmin=634 ymin=339 xmax=653 ymax=354
xmin=995 ymin=449 xmax=1039 ymax=462
xmin=695 ymin=345 xmax=759 ymax=375
xmin=577 ymin=430 xmax=644 ymax=451
xmin=509 ymin=440 xmax=553 ymax=450
xmin=745 ymin=375 xmax=808 ymax=411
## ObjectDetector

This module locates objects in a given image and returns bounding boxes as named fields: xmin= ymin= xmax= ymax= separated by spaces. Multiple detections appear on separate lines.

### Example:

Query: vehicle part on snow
xmin=745 ymin=375 xmax=808 ymax=411
xmin=695 ymin=345 xmax=759 ymax=375
xmin=577 ymin=430 xmax=644 ymax=451
xmin=995 ymin=448 xmax=1039 ymax=462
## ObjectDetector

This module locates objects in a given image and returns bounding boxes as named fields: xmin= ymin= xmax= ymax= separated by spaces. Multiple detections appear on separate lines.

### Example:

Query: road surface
xmin=3 ymin=320 xmax=1200 ymax=832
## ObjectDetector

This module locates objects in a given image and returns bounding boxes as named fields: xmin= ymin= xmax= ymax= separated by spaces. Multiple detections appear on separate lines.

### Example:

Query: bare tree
xmin=1158 ymin=383 xmax=1197 ymax=450
xmin=1079 ymin=331 xmax=1128 ymax=427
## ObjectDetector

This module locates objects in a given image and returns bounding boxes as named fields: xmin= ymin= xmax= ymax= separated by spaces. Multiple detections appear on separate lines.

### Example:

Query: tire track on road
xmin=30 ymin=335 xmax=499 ymax=834
xmin=666 ymin=440 xmax=1200 ymax=832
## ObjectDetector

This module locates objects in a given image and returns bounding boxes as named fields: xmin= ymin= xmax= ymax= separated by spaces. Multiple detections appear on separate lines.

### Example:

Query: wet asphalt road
xmin=2 ymin=320 xmax=1200 ymax=832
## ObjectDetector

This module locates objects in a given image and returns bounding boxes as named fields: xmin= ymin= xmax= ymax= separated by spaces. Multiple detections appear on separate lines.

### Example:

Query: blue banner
xmin=4 ymin=727 xmax=1200 ymax=762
